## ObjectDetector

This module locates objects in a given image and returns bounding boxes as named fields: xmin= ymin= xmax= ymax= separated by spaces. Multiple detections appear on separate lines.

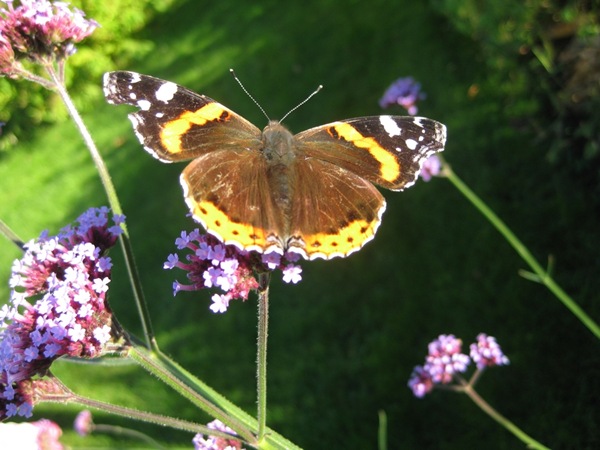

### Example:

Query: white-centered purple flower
xmin=165 ymin=229 xmax=302 ymax=313
xmin=379 ymin=77 xmax=426 ymax=115
xmin=0 ymin=207 xmax=123 ymax=419
xmin=0 ymin=0 xmax=98 ymax=68
xmin=470 ymin=333 xmax=510 ymax=369
xmin=408 ymin=333 xmax=510 ymax=398
xmin=192 ymin=419 xmax=245 ymax=450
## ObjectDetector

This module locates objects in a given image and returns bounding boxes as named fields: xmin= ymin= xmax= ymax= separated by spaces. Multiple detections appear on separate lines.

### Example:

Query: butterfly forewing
xmin=103 ymin=71 xmax=262 ymax=162
xmin=295 ymin=116 xmax=446 ymax=191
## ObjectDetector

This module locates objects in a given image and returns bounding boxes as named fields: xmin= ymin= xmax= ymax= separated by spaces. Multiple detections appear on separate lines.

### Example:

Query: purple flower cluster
xmin=165 ymin=229 xmax=303 ymax=313
xmin=379 ymin=77 xmax=425 ymax=115
xmin=0 ymin=0 xmax=98 ymax=73
xmin=419 ymin=154 xmax=442 ymax=182
xmin=192 ymin=419 xmax=245 ymax=450
xmin=470 ymin=333 xmax=510 ymax=369
xmin=1 ymin=207 xmax=123 ymax=419
xmin=408 ymin=334 xmax=509 ymax=398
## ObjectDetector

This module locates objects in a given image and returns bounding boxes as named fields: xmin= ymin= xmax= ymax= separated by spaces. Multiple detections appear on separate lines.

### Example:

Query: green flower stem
xmin=459 ymin=383 xmax=551 ymax=450
xmin=128 ymin=345 xmax=256 ymax=445
xmin=130 ymin=345 xmax=301 ymax=450
xmin=90 ymin=424 xmax=169 ymax=450
xmin=0 ymin=219 xmax=25 ymax=250
xmin=442 ymin=163 xmax=600 ymax=339
xmin=256 ymin=273 xmax=271 ymax=443
xmin=44 ymin=64 xmax=157 ymax=351
xmin=41 ymin=378 xmax=207 ymax=436
xmin=378 ymin=410 xmax=388 ymax=450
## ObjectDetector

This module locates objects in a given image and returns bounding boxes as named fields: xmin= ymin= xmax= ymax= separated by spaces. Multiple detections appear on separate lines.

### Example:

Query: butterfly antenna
xmin=280 ymin=84 xmax=323 ymax=123
xmin=230 ymin=69 xmax=270 ymax=122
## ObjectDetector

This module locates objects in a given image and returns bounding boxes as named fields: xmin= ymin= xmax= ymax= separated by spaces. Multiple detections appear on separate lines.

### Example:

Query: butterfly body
xmin=103 ymin=71 xmax=446 ymax=260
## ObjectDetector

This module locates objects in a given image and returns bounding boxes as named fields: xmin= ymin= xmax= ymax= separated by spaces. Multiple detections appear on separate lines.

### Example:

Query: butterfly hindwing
xmin=288 ymin=157 xmax=386 ymax=259
xmin=181 ymin=149 xmax=287 ymax=255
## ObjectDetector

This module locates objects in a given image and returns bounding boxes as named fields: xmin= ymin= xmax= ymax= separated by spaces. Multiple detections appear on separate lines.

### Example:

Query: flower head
xmin=73 ymin=409 xmax=93 ymax=436
xmin=419 ymin=154 xmax=442 ymax=182
xmin=0 ymin=418 xmax=64 ymax=449
xmin=469 ymin=333 xmax=510 ymax=369
xmin=165 ymin=230 xmax=302 ymax=313
xmin=192 ymin=419 xmax=245 ymax=450
xmin=379 ymin=77 xmax=425 ymax=115
xmin=1 ymin=207 xmax=124 ymax=419
xmin=408 ymin=333 xmax=509 ymax=398
xmin=0 ymin=0 xmax=98 ymax=68
xmin=407 ymin=365 xmax=434 ymax=398
xmin=424 ymin=334 xmax=470 ymax=384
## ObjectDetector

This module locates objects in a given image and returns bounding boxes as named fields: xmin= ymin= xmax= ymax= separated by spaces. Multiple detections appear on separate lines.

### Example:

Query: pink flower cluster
xmin=1 ymin=207 xmax=123 ymax=419
xmin=0 ymin=0 xmax=98 ymax=73
xmin=0 ymin=418 xmax=64 ymax=449
xmin=408 ymin=333 xmax=509 ymax=398
xmin=165 ymin=229 xmax=302 ymax=313
xmin=193 ymin=419 xmax=245 ymax=450
xmin=469 ymin=333 xmax=510 ymax=369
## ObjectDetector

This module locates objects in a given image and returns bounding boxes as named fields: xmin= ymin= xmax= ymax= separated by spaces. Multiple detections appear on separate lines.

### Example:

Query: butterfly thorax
xmin=261 ymin=121 xmax=298 ymax=235
xmin=261 ymin=121 xmax=297 ymax=165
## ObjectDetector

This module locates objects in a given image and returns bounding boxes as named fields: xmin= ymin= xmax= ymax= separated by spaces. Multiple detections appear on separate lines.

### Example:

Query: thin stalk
xmin=442 ymin=163 xmax=600 ymax=339
xmin=128 ymin=345 xmax=257 ymax=446
xmin=459 ymin=383 xmax=551 ymax=450
xmin=0 ymin=219 xmax=25 ymax=250
xmin=44 ymin=63 xmax=157 ymax=350
xmin=133 ymin=345 xmax=301 ymax=450
xmin=41 ymin=381 xmax=205 ymax=435
xmin=256 ymin=273 xmax=271 ymax=443
xmin=90 ymin=424 xmax=169 ymax=450
xmin=378 ymin=410 xmax=388 ymax=450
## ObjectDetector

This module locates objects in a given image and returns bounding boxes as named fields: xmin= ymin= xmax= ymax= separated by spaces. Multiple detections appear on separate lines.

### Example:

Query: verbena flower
xmin=73 ymin=409 xmax=92 ymax=436
xmin=0 ymin=207 xmax=124 ymax=419
xmin=192 ymin=419 xmax=245 ymax=450
xmin=0 ymin=417 xmax=64 ymax=449
xmin=0 ymin=0 xmax=98 ymax=70
xmin=424 ymin=334 xmax=470 ymax=384
xmin=407 ymin=365 xmax=434 ymax=398
xmin=469 ymin=333 xmax=510 ymax=369
xmin=419 ymin=154 xmax=442 ymax=182
xmin=408 ymin=334 xmax=509 ymax=398
xmin=379 ymin=76 xmax=425 ymax=115
xmin=165 ymin=229 xmax=302 ymax=313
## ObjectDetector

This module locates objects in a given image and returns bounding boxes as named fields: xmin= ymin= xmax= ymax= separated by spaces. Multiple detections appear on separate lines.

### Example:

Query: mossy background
xmin=1 ymin=0 xmax=599 ymax=448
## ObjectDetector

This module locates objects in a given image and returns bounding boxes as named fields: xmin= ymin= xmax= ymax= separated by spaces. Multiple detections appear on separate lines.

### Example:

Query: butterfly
xmin=103 ymin=71 xmax=446 ymax=260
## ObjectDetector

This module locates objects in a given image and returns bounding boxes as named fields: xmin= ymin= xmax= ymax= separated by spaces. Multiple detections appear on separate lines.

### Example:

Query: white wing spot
xmin=380 ymin=115 xmax=402 ymax=137
xmin=406 ymin=138 xmax=418 ymax=150
xmin=137 ymin=99 xmax=151 ymax=111
xmin=129 ymin=92 xmax=137 ymax=100
xmin=155 ymin=82 xmax=178 ymax=102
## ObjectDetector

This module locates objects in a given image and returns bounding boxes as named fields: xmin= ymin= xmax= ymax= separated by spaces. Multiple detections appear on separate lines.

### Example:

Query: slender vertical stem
xmin=377 ymin=410 xmax=388 ymax=450
xmin=443 ymin=163 xmax=600 ymax=339
xmin=44 ymin=64 xmax=157 ymax=350
xmin=256 ymin=272 xmax=271 ymax=443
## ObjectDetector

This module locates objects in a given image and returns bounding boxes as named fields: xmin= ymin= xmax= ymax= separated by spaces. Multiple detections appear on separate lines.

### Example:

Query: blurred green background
xmin=1 ymin=0 xmax=599 ymax=448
